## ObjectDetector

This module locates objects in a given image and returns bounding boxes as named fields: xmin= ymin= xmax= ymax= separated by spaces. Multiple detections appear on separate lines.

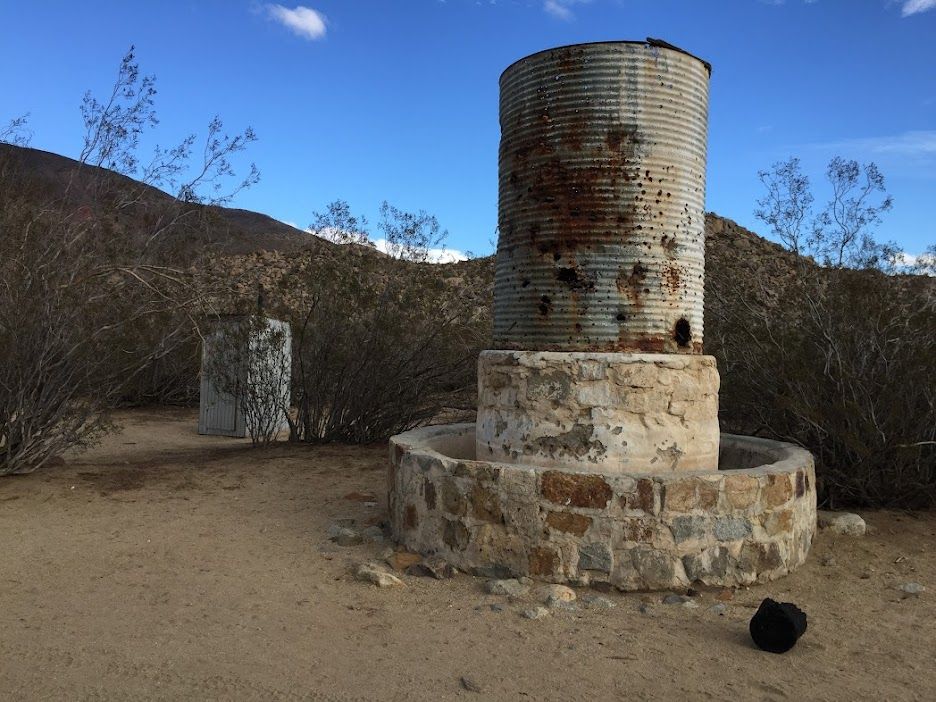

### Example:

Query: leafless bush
xmin=710 ymin=267 xmax=935 ymax=507
xmin=755 ymin=156 xmax=896 ymax=270
xmin=0 ymin=47 xmax=258 ymax=474
xmin=202 ymin=316 xmax=292 ymax=447
xmin=0 ymin=153 xmax=199 ymax=473
xmin=377 ymin=201 xmax=447 ymax=262
xmin=0 ymin=113 xmax=32 ymax=146
xmin=289 ymin=202 xmax=488 ymax=443
xmin=708 ymin=158 xmax=935 ymax=507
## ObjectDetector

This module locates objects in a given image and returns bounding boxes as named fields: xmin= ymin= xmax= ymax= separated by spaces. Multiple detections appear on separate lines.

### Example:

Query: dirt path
xmin=1 ymin=408 xmax=933 ymax=701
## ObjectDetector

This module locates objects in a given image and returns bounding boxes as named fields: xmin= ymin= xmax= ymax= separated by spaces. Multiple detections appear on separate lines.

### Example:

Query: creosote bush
xmin=0 ymin=46 xmax=258 ymax=474
xmin=710 ymin=267 xmax=935 ymax=508
xmin=206 ymin=200 xmax=491 ymax=445
xmin=291 ymin=250 xmax=487 ymax=443
xmin=0 ymin=153 xmax=192 ymax=472
xmin=201 ymin=316 xmax=292 ymax=447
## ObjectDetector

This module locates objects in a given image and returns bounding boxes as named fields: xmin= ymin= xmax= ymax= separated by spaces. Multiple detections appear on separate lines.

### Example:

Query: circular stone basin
xmin=388 ymin=424 xmax=816 ymax=590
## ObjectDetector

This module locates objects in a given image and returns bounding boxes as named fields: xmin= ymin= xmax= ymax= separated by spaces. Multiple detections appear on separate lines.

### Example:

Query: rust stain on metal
xmin=661 ymin=262 xmax=683 ymax=295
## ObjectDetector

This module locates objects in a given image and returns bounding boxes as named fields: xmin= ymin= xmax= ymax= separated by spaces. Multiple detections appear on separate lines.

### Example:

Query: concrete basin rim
xmin=391 ymin=423 xmax=814 ymax=480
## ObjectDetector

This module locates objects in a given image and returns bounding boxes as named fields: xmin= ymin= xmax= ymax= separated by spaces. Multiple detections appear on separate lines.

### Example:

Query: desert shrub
xmin=288 ymin=247 xmax=489 ymax=443
xmin=0 ymin=153 xmax=199 ymax=473
xmin=715 ymin=155 xmax=935 ymax=508
xmin=116 ymin=334 xmax=201 ymax=407
xmin=201 ymin=316 xmax=292 ymax=447
xmin=708 ymin=250 xmax=936 ymax=508
xmin=0 ymin=48 xmax=257 ymax=474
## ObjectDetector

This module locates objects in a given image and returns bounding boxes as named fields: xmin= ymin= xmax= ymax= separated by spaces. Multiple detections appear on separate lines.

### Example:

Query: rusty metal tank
xmin=493 ymin=40 xmax=711 ymax=353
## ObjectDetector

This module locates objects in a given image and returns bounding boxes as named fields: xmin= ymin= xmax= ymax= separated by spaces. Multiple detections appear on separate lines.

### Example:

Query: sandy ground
xmin=0 ymin=407 xmax=933 ymax=701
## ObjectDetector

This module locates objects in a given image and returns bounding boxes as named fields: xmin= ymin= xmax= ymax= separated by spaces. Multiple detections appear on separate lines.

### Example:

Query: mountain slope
xmin=0 ymin=143 xmax=322 ymax=257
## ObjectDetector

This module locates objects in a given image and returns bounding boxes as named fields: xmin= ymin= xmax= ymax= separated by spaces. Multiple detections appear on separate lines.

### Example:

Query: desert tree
xmin=755 ymin=157 xmax=814 ymax=256
xmin=377 ymin=201 xmax=448 ymax=262
xmin=309 ymin=199 xmax=372 ymax=246
xmin=812 ymin=157 xmax=895 ymax=269
xmin=0 ymin=113 xmax=32 ymax=146
xmin=705 ymin=156 xmax=934 ymax=507
xmin=755 ymin=156 xmax=896 ymax=270
xmin=0 ymin=47 xmax=259 ymax=474
xmin=907 ymin=244 xmax=936 ymax=276
xmin=289 ymin=200 xmax=487 ymax=443
xmin=708 ymin=259 xmax=935 ymax=507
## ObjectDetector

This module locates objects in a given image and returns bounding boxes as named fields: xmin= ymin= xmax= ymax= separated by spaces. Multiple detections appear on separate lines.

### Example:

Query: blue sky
xmin=2 ymin=0 xmax=934 ymax=258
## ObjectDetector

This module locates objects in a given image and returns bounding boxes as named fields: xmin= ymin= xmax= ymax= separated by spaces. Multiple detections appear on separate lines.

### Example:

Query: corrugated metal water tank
xmin=198 ymin=316 xmax=291 ymax=438
xmin=493 ymin=40 xmax=711 ymax=353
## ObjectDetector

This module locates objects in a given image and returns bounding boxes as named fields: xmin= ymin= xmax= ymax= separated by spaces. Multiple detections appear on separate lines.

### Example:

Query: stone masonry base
xmin=477 ymin=351 xmax=720 ymax=475
xmin=389 ymin=424 xmax=816 ymax=590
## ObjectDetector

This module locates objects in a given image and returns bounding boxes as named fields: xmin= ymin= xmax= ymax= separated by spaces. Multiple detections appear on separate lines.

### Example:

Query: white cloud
xmin=818 ymin=130 xmax=936 ymax=157
xmin=280 ymin=218 xmax=314 ymax=232
xmin=902 ymin=0 xmax=936 ymax=16
xmin=371 ymin=238 xmax=468 ymax=264
xmin=543 ymin=0 xmax=589 ymax=21
xmin=266 ymin=4 xmax=327 ymax=40
xmin=808 ymin=130 xmax=936 ymax=179
xmin=894 ymin=250 xmax=936 ymax=275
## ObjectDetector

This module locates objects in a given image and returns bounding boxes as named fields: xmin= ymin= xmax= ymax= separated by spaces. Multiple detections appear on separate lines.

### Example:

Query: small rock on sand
xmin=327 ymin=524 xmax=362 ymax=546
xmin=406 ymin=556 xmax=457 ymax=580
xmin=355 ymin=563 xmax=404 ymax=588
xmin=817 ymin=511 xmax=866 ymax=537
xmin=522 ymin=606 xmax=550 ymax=620
xmin=581 ymin=594 xmax=615 ymax=609
xmin=898 ymin=582 xmax=925 ymax=597
xmin=361 ymin=525 xmax=385 ymax=543
xmin=385 ymin=551 xmax=422 ymax=571
xmin=460 ymin=677 xmax=482 ymax=693
xmin=547 ymin=597 xmax=577 ymax=611
xmin=662 ymin=593 xmax=692 ymax=605
xmin=537 ymin=584 xmax=576 ymax=604
xmin=484 ymin=579 xmax=529 ymax=597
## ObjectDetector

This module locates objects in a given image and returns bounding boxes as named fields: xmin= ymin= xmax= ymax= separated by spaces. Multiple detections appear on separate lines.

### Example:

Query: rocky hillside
xmin=0 ymin=143 xmax=326 ymax=259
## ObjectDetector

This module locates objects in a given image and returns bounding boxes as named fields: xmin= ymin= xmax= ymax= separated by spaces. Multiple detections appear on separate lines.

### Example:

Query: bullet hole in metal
xmin=539 ymin=295 xmax=552 ymax=316
xmin=674 ymin=318 xmax=692 ymax=348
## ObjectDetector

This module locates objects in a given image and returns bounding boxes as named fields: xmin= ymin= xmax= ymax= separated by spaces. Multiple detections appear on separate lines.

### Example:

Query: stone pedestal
xmin=476 ymin=351 xmax=720 ymax=474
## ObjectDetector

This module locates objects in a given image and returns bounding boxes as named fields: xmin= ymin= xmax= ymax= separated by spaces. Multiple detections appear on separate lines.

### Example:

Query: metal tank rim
xmin=499 ymin=39 xmax=713 ymax=83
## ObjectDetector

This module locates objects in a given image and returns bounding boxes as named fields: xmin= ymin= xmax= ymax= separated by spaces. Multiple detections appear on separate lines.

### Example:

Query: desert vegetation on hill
xmin=199 ymin=207 xmax=491 ymax=444
xmin=708 ymin=158 xmax=934 ymax=507
xmin=706 ymin=217 xmax=935 ymax=508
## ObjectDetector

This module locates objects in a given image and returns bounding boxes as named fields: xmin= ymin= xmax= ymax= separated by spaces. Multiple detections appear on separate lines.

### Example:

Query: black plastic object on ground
xmin=749 ymin=598 xmax=808 ymax=653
